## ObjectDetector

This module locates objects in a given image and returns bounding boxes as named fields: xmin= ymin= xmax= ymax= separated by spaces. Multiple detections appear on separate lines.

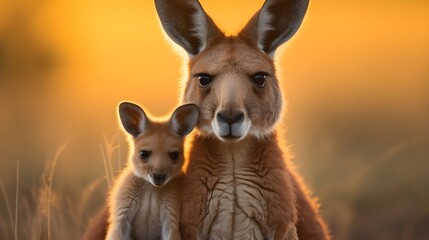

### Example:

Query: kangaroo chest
xmin=198 ymin=152 xmax=276 ymax=240
xmin=131 ymin=188 xmax=162 ymax=240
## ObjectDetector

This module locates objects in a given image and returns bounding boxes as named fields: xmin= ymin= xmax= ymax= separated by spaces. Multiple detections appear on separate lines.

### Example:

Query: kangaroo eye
xmin=252 ymin=72 xmax=268 ymax=88
xmin=139 ymin=150 xmax=151 ymax=162
xmin=168 ymin=151 xmax=180 ymax=163
xmin=197 ymin=73 xmax=213 ymax=87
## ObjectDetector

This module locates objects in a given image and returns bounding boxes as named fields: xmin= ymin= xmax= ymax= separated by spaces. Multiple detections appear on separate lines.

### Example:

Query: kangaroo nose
xmin=152 ymin=173 xmax=167 ymax=186
xmin=217 ymin=110 xmax=244 ymax=125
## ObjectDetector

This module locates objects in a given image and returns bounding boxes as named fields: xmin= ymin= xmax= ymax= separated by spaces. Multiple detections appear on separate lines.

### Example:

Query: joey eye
xmin=197 ymin=73 xmax=212 ymax=87
xmin=252 ymin=72 xmax=268 ymax=88
xmin=139 ymin=150 xmax=151 ymax=162
xmin=168 ymin=151 xmax=180 ymax=163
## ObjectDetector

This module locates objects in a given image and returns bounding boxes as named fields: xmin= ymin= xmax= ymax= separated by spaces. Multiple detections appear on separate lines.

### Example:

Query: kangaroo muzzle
xmin=149 ymin=171 xmax=169 ymax=186
xmin=212 ymin=108 xmax=251 ymax=142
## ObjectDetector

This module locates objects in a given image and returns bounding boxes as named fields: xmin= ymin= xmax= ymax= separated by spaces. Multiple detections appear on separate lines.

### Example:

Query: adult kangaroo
xmin=155 ymin=0 xmax=330 ymax=239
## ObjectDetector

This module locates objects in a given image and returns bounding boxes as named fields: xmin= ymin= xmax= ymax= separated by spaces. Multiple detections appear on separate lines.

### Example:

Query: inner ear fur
xmin=154 ymin=0 xmax=223 ymax=55
xmin=239 ymin=0 xmax=310 ymax=54
xmin=118 ymin=102 xmax=150 ymax=138
xmin=169 ymin=104 xmax=199 ymax=137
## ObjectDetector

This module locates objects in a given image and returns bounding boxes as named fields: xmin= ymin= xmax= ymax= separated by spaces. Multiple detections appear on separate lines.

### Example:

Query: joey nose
xmin=217 ymin=110 xmax=244 ymax=126
xmin=152 ymin=173 xmax=167 ymax=186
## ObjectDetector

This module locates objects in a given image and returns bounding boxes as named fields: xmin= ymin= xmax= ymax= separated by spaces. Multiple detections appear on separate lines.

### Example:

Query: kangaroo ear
xmin=155 ymin=0 xmax=222 ymax=56
xmin=118 ymin=102 xmax=150 ymax=137
xmin=239 ymin=0 xmax=309 ymax=55
xmin=169 ymin=104 xmax=199 ymax=137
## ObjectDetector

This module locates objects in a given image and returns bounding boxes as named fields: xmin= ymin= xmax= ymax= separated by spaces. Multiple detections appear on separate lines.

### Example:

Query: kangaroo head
xmin=155 ymin=0 xmax=309 ymax=142
xmin=118 ymin=102 xmax=199 ymax=186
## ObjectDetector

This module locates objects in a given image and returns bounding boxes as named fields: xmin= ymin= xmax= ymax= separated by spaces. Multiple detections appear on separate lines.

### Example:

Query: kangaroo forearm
xmin=290 ymin=172 xmax=331 ymax=240
xmin=83 ymin=205 xmax=109 ymax=240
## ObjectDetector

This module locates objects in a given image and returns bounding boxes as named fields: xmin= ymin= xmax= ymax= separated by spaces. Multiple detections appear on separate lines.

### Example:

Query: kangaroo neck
xmin=193 ymin=132 xmax=278 ymax=165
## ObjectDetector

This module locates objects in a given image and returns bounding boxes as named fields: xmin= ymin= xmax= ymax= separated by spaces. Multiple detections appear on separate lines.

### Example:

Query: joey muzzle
xmin=150 ymin=172 xmax=168 ymax=186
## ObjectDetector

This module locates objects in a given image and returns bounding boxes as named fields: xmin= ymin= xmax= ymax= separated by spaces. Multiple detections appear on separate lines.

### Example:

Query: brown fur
xmin=153 ymin=0 xmax=332 ymax=237
xmin=290 ymin=171 xmax=331 ymax=239
xmin=83 ymin=206 xmax=108 ymax=240
xmin=181 ymin=134 xmax=298 ymax=239
xmin=184 ymin=37 xmax=282 ymax=139
xmin=180 ymin=36 xmax=330 ymax=239
xmin=105 ymin=103 xmax=197 ymax=240
xmin=84 ymin=0 xmax=331 ymax=239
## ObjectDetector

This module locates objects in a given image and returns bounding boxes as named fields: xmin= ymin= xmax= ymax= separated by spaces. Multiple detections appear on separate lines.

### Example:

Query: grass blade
xmin=14 ymin=160 xmax=20 ymax=240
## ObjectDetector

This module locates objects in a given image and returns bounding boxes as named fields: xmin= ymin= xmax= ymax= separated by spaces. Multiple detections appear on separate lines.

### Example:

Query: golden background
xmin=0 ymin=0 xmax=428 ymax=239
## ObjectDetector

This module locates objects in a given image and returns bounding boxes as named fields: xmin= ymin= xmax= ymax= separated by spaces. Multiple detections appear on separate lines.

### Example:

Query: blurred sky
xmin=0 ymin=0 xmax=428 ymax=239
xmin=1 ymin=0 xmax=428 ymax=115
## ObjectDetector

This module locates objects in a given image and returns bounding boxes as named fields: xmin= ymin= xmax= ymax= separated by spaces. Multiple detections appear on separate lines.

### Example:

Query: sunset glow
xmin=0 ymin=1 xmax=428 ymax=239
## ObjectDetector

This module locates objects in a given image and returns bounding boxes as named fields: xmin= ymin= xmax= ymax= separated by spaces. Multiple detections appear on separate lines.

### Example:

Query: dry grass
xmin=0 ymin=133 xmax=428 ymax=240
xmin=14 ymin=160 xmax=19 ymax=240
xmin=0 ymin=136 xmax=123 ymax=240
xmin=100 ymin=134 xmax=122 ymax=189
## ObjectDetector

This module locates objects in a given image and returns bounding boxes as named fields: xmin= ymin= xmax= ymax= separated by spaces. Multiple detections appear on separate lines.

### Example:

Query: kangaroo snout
xmin=217 ymin=110 xmax=244 ymax=126
xmin=150 ymin=172 xmax=168 ymax=186
xmin=212 ymin=108 xmax=251 ymax=142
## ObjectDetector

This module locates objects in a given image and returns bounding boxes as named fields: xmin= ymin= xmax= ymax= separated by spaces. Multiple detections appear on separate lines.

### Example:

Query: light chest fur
xmin=181 ymin=135 xmax=298 ymax=240
xmin=107 ymin=167 xmax=182 ymax=240
xmin=131 ymin=181 xmax=162 ymax=239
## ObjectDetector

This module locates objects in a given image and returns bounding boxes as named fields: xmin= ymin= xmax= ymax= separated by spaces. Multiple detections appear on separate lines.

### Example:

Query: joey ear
xmin=118 ymin=102 xmax=150 ymax=137
xmin=169 ymin=104 xmax=199 ymax=137
xmin=154 ymin=0 xmax=222 ymax=56
xmin=239 ymin=0 xmax=309 ymax=55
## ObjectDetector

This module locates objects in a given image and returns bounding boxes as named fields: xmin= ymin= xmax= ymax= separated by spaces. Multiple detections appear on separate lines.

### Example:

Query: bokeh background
xmin=0 ymin=0 xmax=428 ymax=239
